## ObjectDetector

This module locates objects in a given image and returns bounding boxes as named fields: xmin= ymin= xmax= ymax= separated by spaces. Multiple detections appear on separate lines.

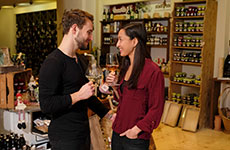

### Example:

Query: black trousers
xmin=111 ymin=131 xmax=149 ymax=150
xmin=49 ymin=135 xmax=90 ymax=150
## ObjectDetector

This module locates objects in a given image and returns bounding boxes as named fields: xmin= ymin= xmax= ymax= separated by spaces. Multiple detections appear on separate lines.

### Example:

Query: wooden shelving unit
xmin=169 ymin=0 xmax=217 ymax=129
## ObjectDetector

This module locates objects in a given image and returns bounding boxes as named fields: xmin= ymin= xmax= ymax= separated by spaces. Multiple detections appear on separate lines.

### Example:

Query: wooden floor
xmin=152 ymin=123 xmax=230 ymax=150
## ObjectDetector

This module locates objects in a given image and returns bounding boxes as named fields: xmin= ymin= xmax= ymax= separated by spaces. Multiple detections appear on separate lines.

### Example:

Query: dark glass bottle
xmin=107 ymin=9 xmax=110 ymax=21
xmin=134 ymin=9 xmax=139 ymax=19
xmin=126 ymin=7 xmax=131 ymax=20
xmin=110 ymin=9 xmax=114 ymax=21
xmin=130 ymin=7 xmax=134 ymax=20
xmin=223 ymin=52 xmax=230 ymax=77
xmin=103 ymin=9 xmax=107 ymax=21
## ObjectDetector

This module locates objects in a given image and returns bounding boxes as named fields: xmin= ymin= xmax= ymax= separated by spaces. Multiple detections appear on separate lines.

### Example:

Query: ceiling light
xmin=17 ymin=3 xmax=31 ymax=6
xmin=1 ymin=6 xmax=14 ymax=9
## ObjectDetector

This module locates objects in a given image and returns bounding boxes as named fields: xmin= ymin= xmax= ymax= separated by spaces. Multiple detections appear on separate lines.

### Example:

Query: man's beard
xmin=79 ymin=42 xmax=88 ymax=49
xmin=75 ymin=36 xmax=88 ymax=50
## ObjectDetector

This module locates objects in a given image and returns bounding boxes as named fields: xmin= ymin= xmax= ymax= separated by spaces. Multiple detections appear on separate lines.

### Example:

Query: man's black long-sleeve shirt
xmin=39 ymin=49 xmax=109 ymax=140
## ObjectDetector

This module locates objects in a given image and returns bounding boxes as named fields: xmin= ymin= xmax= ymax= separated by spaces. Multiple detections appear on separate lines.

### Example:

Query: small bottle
xmin=110 ymin=9 xmax=114 ymax=21
xmin=130 ymin=7 xmax=134 ymax=20
xmin=126 ymin=7 xmax=131 ymax=20
xmin=107 ymin=9 xmax=111 ymax=21
xmin=134 ymin=9 xmax=139 ymax=19
xmin=223 ymin=50 xmax=230 ymax=77
xmin=103 ymin=9 xmax=107 ymax=21
xmin=99 ymin=69 xmax=110 ymax=94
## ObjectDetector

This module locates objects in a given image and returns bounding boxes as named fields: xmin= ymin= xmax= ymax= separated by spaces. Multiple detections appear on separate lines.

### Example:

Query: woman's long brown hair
xmin=118 ymin=23 xmax=151 ymax=89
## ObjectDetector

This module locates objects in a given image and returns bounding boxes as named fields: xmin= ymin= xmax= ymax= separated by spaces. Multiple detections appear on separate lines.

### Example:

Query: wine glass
xmin=106 ymin=53 xmax=119 ymax=86
xmin=85 ymin=56 xmax=102 ymax=96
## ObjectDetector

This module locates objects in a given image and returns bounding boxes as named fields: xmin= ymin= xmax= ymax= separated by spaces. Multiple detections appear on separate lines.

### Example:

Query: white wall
xmin=0 ymin=9 xmax=16 ymax=54
xmin=57 ymin=0 xmax=99 ymax=46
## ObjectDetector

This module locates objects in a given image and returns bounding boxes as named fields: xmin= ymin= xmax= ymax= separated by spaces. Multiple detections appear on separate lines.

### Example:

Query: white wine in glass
xmin=85 ymin=56 xmax=102 ymax=96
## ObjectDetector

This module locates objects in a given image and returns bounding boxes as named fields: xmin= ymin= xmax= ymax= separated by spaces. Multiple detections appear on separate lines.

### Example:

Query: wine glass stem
xmin=94 ymin=83 xmax=98 ymax=96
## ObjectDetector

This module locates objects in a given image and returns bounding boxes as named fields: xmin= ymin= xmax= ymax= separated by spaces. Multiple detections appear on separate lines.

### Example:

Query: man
xmin=39 ymin=9 xmax=112 ymax=150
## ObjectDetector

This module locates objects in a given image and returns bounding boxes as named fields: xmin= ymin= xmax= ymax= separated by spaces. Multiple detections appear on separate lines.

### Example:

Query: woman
xmin=106 ymin=23 xmax=165 ymax=150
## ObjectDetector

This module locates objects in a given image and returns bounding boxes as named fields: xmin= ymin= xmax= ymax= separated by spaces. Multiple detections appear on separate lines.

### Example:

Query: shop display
xmin=175 ymin=5 xmax=205 ymax=17
xmin=0 ymin=69 xmax=32 ymax=109
xmin=0 ymin=133 xmax=26 ymax=150
xmin=16 ymin=10 xmax=57 ymax=76
xmin=173 ymin=51 xmax=201 ymax=63
xmin=172 ymin=92 xmax=199 ymax=107
xmin=173 ymin=72 xmax=200 ymax=86
xmin=175 ymin=21 xmax=203 ymax=32
xmin=169 ymin=0 xmax=217 ymax=128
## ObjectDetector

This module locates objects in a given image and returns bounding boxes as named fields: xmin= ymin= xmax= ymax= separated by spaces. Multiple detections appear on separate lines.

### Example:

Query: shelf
xmin=171 ymin=81 xmax=200 ymax=88
xmin=102 ymin=32 xmax=117 ymax=34
xmin=103 ymin=31 xmax=170 ymax=35
xmin=174 ymin=16 xmax=204 ymax=19
xmin=166 ymin=100 xmax=200 ymax=110
xmin=147 ymin=45 xmax=168 ymax=48
xmin=182 ymin=103 xmax=200 ymax=110
xmin=172 ymin=46 xmax=202 ymax=50
xmin=169 ymin=0 xmax=217 ymax=129
xmin=147 ymin=31 xmax=169 ymax=34
xmin=100 ymin=18 xmax=171 ymax=23
xmin=173 ymin=32 xmax=203 ymax=35
xmin=174 ymin=0 xmax=206 ymax=5
xmin=102 ymin=43 xmax=116 ymax=46
xmin=171 ymin=61 xmax=201 ymax=66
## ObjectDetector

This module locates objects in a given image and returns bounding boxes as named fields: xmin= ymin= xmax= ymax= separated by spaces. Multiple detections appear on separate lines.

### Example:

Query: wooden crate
xmin=0 ymin=73 xmax=7 ymax=108
xmin=0 ymin=68 xmax=32 ymax=109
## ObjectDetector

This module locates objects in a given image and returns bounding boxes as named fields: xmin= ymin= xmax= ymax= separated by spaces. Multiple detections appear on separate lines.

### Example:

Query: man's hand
xmin=71 ymin=81 xmax=95 ymax=104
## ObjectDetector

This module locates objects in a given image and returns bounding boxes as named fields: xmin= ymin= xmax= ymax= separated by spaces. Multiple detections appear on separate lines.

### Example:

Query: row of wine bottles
xmin=16 ymin=10 xmax=57 ymax=76
xmin=103 ymin=6 xmax=140 ymax=21
xmin=0 ymin=133 xmax=26 ymax=150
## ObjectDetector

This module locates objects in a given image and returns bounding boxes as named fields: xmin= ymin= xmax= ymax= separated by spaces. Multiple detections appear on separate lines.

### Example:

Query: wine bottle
xmin=126 ymin=7 xmax=131 ymax=20
xmin=107 ymin=9 xmax=110 ymax=21
xmin=223 ymin=51 xmax=230 ymax=77
xmin=110 ymin=9 xmax=114 ymax=21
xmin=130 ymin=7 xmax=134 ymax=20
xmin=103 ymin=9 xmax=107 ymax=21
xmin=134 ymin=9 xmax=139 ymax=19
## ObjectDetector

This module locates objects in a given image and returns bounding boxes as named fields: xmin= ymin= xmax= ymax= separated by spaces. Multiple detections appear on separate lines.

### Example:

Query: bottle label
xmin=99 ymin=84 xmax=109 ymax=94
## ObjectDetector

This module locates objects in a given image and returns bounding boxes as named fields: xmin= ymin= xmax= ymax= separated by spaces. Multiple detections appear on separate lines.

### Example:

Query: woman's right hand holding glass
xmin=105 ymin=71 xmax=118 ymax=87
xmin=99 ymin=71 xmax=118 ymax=94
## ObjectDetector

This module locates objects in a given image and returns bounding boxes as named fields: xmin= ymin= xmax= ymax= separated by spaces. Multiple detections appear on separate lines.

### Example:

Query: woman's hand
xmin=119 ymin=126 xmax=142 ymax=139
xmin=106 ymin=71 xmax=118 ymax=86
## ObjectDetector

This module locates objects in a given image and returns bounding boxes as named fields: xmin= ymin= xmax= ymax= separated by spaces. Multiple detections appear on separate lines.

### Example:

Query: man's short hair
xmin=62 ymin=9 xmax=94 ymax=34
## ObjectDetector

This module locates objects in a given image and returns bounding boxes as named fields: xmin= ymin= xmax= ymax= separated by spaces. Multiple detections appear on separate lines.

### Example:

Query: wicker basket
xmin=218 ymin=87 xmax=230 ymax=133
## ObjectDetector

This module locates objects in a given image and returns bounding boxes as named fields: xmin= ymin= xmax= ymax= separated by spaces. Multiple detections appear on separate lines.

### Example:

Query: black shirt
xmin=39 ymin=49 xmax=109 ymax=140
